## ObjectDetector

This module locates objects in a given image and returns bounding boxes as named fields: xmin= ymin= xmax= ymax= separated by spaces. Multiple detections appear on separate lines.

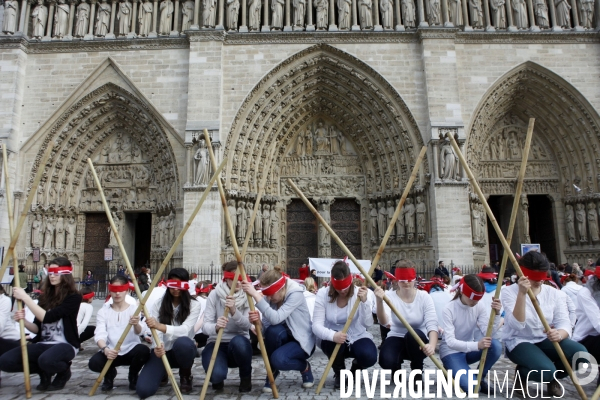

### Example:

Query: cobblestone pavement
xmin=0 ymin=300 xmax=597 ymax=399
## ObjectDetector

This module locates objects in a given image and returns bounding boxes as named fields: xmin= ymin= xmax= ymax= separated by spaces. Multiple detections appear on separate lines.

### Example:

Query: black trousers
xmin=79 ymin=325 xmax=96 ymax=344
xmin=88 ymin=343 xmax=150 ymax=379
xmin=0 ymin=342 xmax=75 ymax=375
xmin=579 ymin=334 xmax=600 ymax=385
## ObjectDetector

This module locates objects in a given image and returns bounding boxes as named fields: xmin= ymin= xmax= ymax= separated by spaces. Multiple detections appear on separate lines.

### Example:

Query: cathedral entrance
xmin=83 ymin=213 xmax=110 ymax=277
xmin=286 ymin=199 xmax=318 ymax=271
xmin=121 ymin=212 xmax=153 ymax=272
xmin=330 ymin=199 xmax=362 ymax=259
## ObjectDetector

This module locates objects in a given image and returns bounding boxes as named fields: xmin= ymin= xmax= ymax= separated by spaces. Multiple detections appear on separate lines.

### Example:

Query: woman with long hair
xmin=136 ymin=268 xmax=200 ymax=397
xmin=201 ymin=261 xmax=253 ymax=393
xmin=303 ymin=277 xmax=317 ymax=294
xmin=501 ymin=251 xmax=588 ymax=396
xmin=313 ymin=260 xmax=376 ymax=389
xmin=0 ymin=257 xmax=81 ymax=391
xmin=242 ymin=265 xmax=315 ymax=392
xmin=374 ymin=259 xmax=438 ymax=387
xmin=440 ymin=274 xmax=502 ymax=393
xmin=88 ymin=275 xmax=150 ymax=391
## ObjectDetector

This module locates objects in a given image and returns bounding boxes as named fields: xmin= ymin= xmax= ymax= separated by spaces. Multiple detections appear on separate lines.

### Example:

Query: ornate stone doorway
xmin=330 ymin=199 xmax=362 ymax=260
xmin=83 ymin=213 xmax=110 ymax=275
xmin=286 ymin=199 xmax=318 ymax=270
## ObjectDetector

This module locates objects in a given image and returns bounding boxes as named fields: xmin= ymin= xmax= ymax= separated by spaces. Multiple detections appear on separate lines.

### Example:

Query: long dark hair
xmin=453 ymin=274 xmax=485 ymax=300
xmin=519 ymin=251 xmax=550 ymax=271
xmin=328 ymin=261 xmax=355 ymax=303
xmin=39 ymin=257 xmax=78 ymax=310
xmin=158 ymin=268 xmax=195 ymax=325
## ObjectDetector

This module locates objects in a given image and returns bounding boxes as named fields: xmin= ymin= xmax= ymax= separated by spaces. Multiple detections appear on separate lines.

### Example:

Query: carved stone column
xmin=418 ymin=0 xmax=428 ymax=26
xmin=373 ymin=0 xmax=382 ymax=30
xmin=149 ymin=0 xmax=158 ymax=36
xmin=306 ymin=0 xmax=314 ymax=29
xmin=483 ymin=0 xmax=493 ymax=30
xmin=85 ymin=0 xmax=97 ymax=38
xmin=192 ymin=0 xmax=200 ymax=28
xmin=461 ymin=0 xmax=470 ymax=29
xmin=442 ymin=0 xmax=451 ymax=26
xmin=217 ymin=0 xmax=224 ymax=28
xmin=458 ymin=139 xmax=467 ymax=180
xmin=239 ymin=0 xmax=247 ymax=30
xmin=131 ymin=0 xmax=138 ymax=35
xmin=329 ymin=0 xmax=338 ymax=29
xmin=66 ymin=0 xmax=76 ymax=38
xmin=284 ymin=0 xmax=292 ymax=30
xmin=505 ymin=0 xmax=515 ymax=30
xmin=262 ymin=0 xmax=269 ymax=30
xmin=44 ymin=1 xmax=56 ymax=40
xmin=172 ymin=0 xmax=179 ymax=34
xmin=17 ymin=0 xmax=28 ymax=34
xmin=526 ymin=0 xmax=539 ymax=30
xmin=22 ymin=0 xmax=32 ymax=36
xmin=431 ymin=139 xmax=440 ymax=182
xmin=570 ymin=0 xmax=582 ymax=30
xmin=185 ymin=144 xmax=193 ymax=186
xmin=352 ymin=0 xmax=360 ymax=29
xmin=394 ymin=0 xmax=403 ymax=29
xmin=104 ymin=0 xmax=117 ymax=37
xmin=13 ymin=191 xmax=22 ymax=228
xmin=547 ymin=0 xmax=559 ymax=31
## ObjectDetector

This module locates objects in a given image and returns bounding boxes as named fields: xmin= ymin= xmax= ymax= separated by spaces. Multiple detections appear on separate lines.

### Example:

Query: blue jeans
xmin=136 ymin=337 xmax=196 ymax=399
xmin=321 ymin=337 xmax=378 ymax=372
xmin=441 ymin=339 xmax=502 ymax=392
xmin=265 ymin=324 xmax=313 ymax=372
xmin=201 ymin=335 xmax=252 ymax=383
xmin=0 ymin=342 xmax=75 ymax=374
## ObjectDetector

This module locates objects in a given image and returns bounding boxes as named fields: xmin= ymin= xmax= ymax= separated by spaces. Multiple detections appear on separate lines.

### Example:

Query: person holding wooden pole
xmin=0 ymin=257 xmax=81 ymax=391
xmin=0 ymin=284 xmax=20 ymax=388
xmin=312 ymin=259 xmax=377 ymax=389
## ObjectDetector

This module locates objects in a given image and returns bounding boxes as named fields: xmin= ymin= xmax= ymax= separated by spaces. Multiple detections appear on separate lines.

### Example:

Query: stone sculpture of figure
xmin=319 ymin=203 xmax=330 ymax=247
xmin=74 ymin=0 xmax=90 ymax=37
xmin=226 ymin=0 xmax=239 ymax=30
xmin=587 ymin=203 xmax=600 ymax=242
xmin=139 ymin=0 xmax=153 ymax=35
xmin=262 ymin=204 xmax=271 ymax=244
xmin=168 ymin=212 xmax=175 ymax=244
xmin=377 ymin=202 xmax=386 ymax=239
xmin=54 ymin=0 xmax=70 ymax=38
xmin=490 ymin=0 xmax=505 ymax=28
xmin=359 ymin=0 xmax=373 ymax=29
xmin=31 ymin=0 xmax=48 ymax=38
xmin=380 ymin=0 xmax=393 ymax=28
xmin=404 ymin=197 xmax=415 ymax=242
xmin=296 ymin=131 xmax=305 ymax=156
xmin=554 ymin=0 xmax=570 ymax=27
xmin=44 ymin=216 xmax=55 ymax=249
xmin=66 ymin=216 xmax=76 ymax=250
xmin=449 ymin=0 xmax=462 ymax=25
xmin=315 ymin=122 xmax=329 ymax=152
xmin=580 ymin=0 xmax=594 ymax=29
xmin=271 ymin=0 xmax=284 ymax=29
xmin=565 ymin=204 xmax=576 ymax=243
xmin=269 ymin=205 xmax=278 ymax=247
xmin=512 ymin=0 xmax=528 ymax=28
xmin=194 ymin=140 xmax=209 ymax=185
xmin=226 ymin=200 xmax=237 ymax=245
xmin=248 ymin=0 xmax=261 ymax=30
xmin=395 ymin=198 xmax=405 ymax=243
xmin=159 ymin=0 xmax=174 ymax=34
xmin=521 ymin=195 xmax=531 ymax=243
xmin=117 ymin=0 xmax=132 ymax=35
xmin=314 ymin=0 xmax=328 ymax=30
xmin=440 ymin=140 xmax=458 ymax=180
xmin=181 ymin=0 xmax=195 ymax=30
xmin=471 ymin=203 xmax=481 ymax=242
xmin=2 ymin=0 xmax=19 ymax=34
xmin=55 ymin=217 xmax=65 ymax=249
xmin=237 ymin=201 xmax=246 ymax=242
xmin=31 ymin=214 xmax=43 ymax=247
xmin=95 ymin=0 xmax=111 ymax=36
xmin=369 ymin=203 xmax=378 ymax=244
xmin=254 ymin=203 xmax=263 ymax=246
xmin=245 ymin=202 xmax=253 ymax=241
xmin=416 ymin=196 xmax=426 ymax=241
xmin=401 ymin=0 xmax=416 ymax=27
xmin=428 ymin=0 xmax=441 ymax=25
xmin=478 ymin=204 xmax=486 ymax=241
xmin=305 ymin=130 xmax=313 ymax=156
xmin=293 ymin=0 xmax=306 ymax=27
xmin=202 ymin=0 xmax=216 ymax=26
xmin=469 ymin=0 xmax=483 ymax=27
xmin=576 ymin=203 xmax=587 ymax=242
xmin=338 ymin=0 xmax=351 ymax=29
xmin=386 ymin=201 xmax=395 ymax=239
xmin=534 ymin=0 xmax=548 ymax=28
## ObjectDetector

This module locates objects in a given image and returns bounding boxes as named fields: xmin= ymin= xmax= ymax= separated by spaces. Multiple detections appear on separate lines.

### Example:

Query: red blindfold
xmin=521 ymin=267 xmax=550 ymax=281
xmin=260 ymin=276 xmax=287 ymax=296
xmin=48 ymin=266 xmax=73 ymax=275
xmin=223 ymin=271 xmax=251 ymax=282
xmin=166 ymin=280 xmax=190 ymax=291
xmin=458 ymin=277 xmax=484 ymax=301
xmin=82 ymin=292 xmax=95 ymax=300
xmin=395 ymin=268 xmax=416 ymax=282
xmin=331 ymin=274 xmax=353 ymax=291
xmin=108 ymin=283 xmax=129 ymax=292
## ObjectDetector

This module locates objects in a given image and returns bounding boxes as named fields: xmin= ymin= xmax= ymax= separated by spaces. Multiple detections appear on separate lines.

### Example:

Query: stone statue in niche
xmin=139 ymin=0 xmax=153 ymax=36
xmin=271 ymin=0 xmax=284 ymax=29
xmin=534 ymin=0 xmax=549 ymax=28
xmin=245 ymin=202 xmax=253 ymax=241
xmin=386 ymin=201 xmax=395 ymax=239
xmin=319 ymin=203 xmax=330 ymax=247
xmin=401 ymin=0 xmax=416 ymax=27
xmin=338 ymin=0 xmax=351 ymax=29
xmin=565 ymin=204 xmax=576 ymax=244
xmin=305 ymin=130 xmax=313 ymax=156
xmin=66 ymin=216 xmax=76 ymax=250
xmin=269 ymin=205 xmax=278 ymax=247
xmin=377 ymin=202 xmax=386 ymax=240
xmin=512 ymin=0 xmax=528 ymax=29
xmin=471 ymin=203 xmax=481 ymax=242
xmin=53 ymin=0 xmax=70 ymax=38
xmin=254 ymin=203 xmax=263 ymax=246
xmin=236 ymin=201 xmax=246 ymax=243
xmin=31 ymin=0 xmax=48 ymax=38
xmin=469 ymin=0 xmax=483 ymax=28
xmin=262 ymin=204 xmax=271 ymax=244
xmin=380 ymin=0 xmax=393 ymax=29
xmin=2 ymin=0 xmax=19 ymax=34
xmin=359 ymin=0 xmax=373 ymax=29
xmin=248 ymin=0 xmax=261 ymax=30
xmin=31 ymin=214 xmax=43 ymax=247
xmin=490 ymin=0 xmax=505 ymax=28
xmin=428 ymin=0 xmax=441 ymax=25
xmin=296 ymin=131 xmax=305 ymax=156
xmin=576 ymin=203 xmax=587 ymax=242
xmin=181 ymin=0 xmax=195 ymax=30
xmin=55 ymin=217 xmax=65 ymax=249
xmin=159 ymin=0 xmax=174 ymax=35
xmin=449 ymin=0 xmax=462 ymax=25
xmin=521 ymin=195 xmax=531 ymax=243
xmin=44 ymin=216 xmax=55 ymax=249
xmin=588 ymin=203 xmax=599 ymax=243
xmin=117 ymin=0 xmax=133 ymax=36
xmin=395 ymin=198 xmax=405 ymax=243
xmin=294 ymin=0 xmax=306 ymax=27
xmin=95 ymin=0 xmax=111 ymax=36
xmin=314 ymin=122 xmax=330 ymax=152
xmin=554 ymin=0 xmax=571 ymax=28
xmin=168 ymin=212 xmax=175 ymax=245
xmin=314 ymin=0 xmax=328 ymax=30
xmin=440 ymin=139 xmax=459 ymax=180
xmin=193 ymin=140 xmax=210 ymax=185
xmin=404 ymin=197 xmax=415 ymax=243
xmin=580 ymin=0 xmax=594 ymax=29
xmin=227 ymin=199 xmax=237 ymax=246
xmin=109 ymin=212 xmax=120 ymax=247
xmin=335 ymin=129 xmax=345 ymax=155
xmin=369 ymin=203 xmax=378 ymax=244
xmin=416 ymin=196 xmax=426 ymax=242
xmin=226 ymin=0 xmax=239 ymax=30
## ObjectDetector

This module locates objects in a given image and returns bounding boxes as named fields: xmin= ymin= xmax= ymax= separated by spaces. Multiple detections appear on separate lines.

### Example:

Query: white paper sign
xmin=309 ymin=257 xmax=371 ymax=278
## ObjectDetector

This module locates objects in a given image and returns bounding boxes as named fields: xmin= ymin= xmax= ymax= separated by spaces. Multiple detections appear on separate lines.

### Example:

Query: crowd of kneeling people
xmin=0 ymin=252 xmax=599 ymax=398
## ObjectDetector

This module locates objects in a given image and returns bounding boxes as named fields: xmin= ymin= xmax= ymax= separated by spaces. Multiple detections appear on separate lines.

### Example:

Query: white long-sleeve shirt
xmin=312 ymin=286 xmax=373 ymax=345
xmin=440 ymin=298 xmax=502 ymax=359
xmin=561 ymin=282 xmax=582 ymax=310
xmin=0 ymin=294 xmax=19 ymax=341
xmin=77 ymin=302 xmax=94 ymax=335
xmin=386 ymin=289 xmax=438 ymax=339
xmin=149 ymin=295 xmax=202 ymax=351
xmin=560 ymin=290 xmax=577 ymax=328
xmin=500 ymin=284 xmax=572 ymax=351
xmin=94 ymin=303 xmax=147 ymax=355
xmin=573 ymin=287 xmax=600 ymax=342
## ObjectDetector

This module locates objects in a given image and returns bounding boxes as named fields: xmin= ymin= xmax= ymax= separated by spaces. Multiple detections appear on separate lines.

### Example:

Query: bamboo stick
xmin=2 ymin=145 xmax=31 ymax=398
xmin=445 ymin=132 xmax=588 ymax=400
xmin=200 ymin=129 xmax=278 ymax=399
xmin=88 ymin=157 xmax=227 ymax=396
xmin=591 ymin=382 xmax=600 ymax=400
xmin=86 ymin=158 xmax=183 ymax=400
xmin=315 ymin=146 xmax=427 ymax=394
xmin=0 ymin=142 xmax=55 ymax=282
xmin=287 ymin=177 xmax=453 ymax=384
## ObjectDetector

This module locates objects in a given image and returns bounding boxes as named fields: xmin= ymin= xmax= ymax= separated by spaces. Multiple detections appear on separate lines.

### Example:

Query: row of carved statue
xmin=225 ymin=198 xmax=279 ymax=248
xmin=369 ymin=195 xmax=428 ymax=245
xmin=565 ymin=201 xmax=600 ymax=245
xmin=2 ymin=0 xmax=596 ymax=36
xmin=30 ymin=213 xmax=78 ymax=250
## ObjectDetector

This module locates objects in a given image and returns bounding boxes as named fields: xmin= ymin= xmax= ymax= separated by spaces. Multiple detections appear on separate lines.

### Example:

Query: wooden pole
xmin=86 ymin=158 xmax=183 ymax=400
xmin=314 ymin=146 xmax=427 ymax=394
xmin=474 ymin=118 xmax=534 ymax=393
xmin=0 ymin=142 xmax=55 ymax=282
xmin=200 ymin=128 xmax=279 ymax=399
xmin=2 ymin=145 xmax=32 ymax=399
xmin=287 ymin=177 xmax=454 ymax=385
xmin=88 ymin=157 xmax=227 ymax=396
xmin=445 ymin=132 xmax=588 ymax=400
xmin=591 ymin=383 xmax=600 ymax=400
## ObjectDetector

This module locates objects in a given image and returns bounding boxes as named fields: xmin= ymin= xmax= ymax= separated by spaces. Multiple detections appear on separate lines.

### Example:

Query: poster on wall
xmin=521 ymin=243 xmax=541 ymax=256
xmin=104 ymin=248 xmax=113 ymax=261
xmin=309 ymin=257 xmax=371 ymax=278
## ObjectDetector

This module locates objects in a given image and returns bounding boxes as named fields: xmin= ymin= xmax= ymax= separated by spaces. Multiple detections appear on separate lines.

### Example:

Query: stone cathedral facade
xmin=1 ymin=0 xmax=600 ymax=277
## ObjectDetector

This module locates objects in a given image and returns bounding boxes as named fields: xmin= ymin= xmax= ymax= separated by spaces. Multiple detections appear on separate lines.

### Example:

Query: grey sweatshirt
xmin=203 ymin=284 xmax=252 ymax=343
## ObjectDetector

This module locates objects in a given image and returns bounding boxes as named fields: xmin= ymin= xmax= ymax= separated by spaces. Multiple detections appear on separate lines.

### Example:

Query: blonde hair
xmin=304 ymin=277 xmax=317 ymax=293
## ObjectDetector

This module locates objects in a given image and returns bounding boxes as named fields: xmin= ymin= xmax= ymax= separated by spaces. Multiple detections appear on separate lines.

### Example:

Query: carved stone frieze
xmin=282 ymin=176 xmax=365 ymax=197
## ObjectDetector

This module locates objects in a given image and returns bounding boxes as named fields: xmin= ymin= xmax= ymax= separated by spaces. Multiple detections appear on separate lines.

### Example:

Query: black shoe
xmin=159 ymin=375 xmax=168 ymax=387
xmin=239 ymin=377 xmax=252 ymax=393
xmin=334 ymin=370 xmax=341 ymax=390
xmin=350 ymin=359 xmax=360 ymax=376
xmin=36 ymin=372 xmax=52 ymax=391
xmin=101 ymin=368 xmax=117 ymax=392
xmin=179 ymin=368 xmax=193 ymax=394
xmin=212 ymin=381 xmax=224 ymax=390
xmin=48 ymin=362 xmax=72 ymax=391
